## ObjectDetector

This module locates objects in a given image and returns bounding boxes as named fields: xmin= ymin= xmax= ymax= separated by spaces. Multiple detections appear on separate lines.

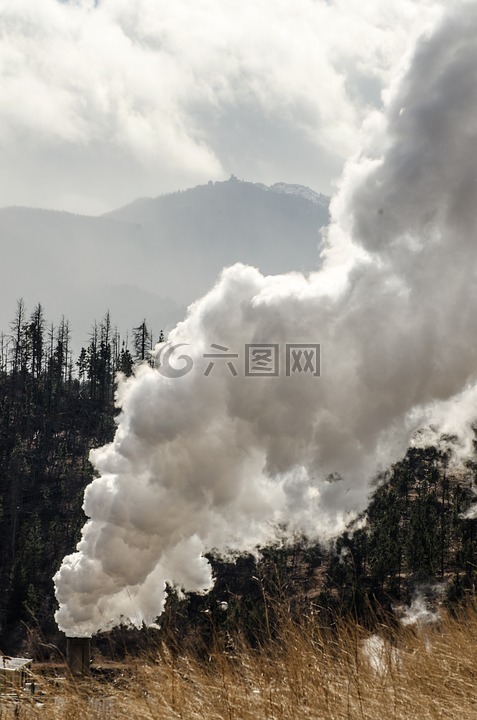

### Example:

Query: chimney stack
xmin=66 ymin=637 xmax=91 ymax=677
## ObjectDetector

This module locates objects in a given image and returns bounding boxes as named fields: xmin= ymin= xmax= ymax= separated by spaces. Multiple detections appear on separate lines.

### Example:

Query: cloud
xmin=0 ymin=0 xmax=440 ymax=212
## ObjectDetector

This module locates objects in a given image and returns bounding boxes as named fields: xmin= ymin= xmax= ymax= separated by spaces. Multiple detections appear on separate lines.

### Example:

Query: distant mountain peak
xmin=221 ymin=177 xmax=329 ymax=208
xmin=105 ymin=178 xmax=330 ymax=222
xmin=107 ymin=178 xmax=330 ymax=218
xmin=267 ymin=182 xmax=329 ymax=209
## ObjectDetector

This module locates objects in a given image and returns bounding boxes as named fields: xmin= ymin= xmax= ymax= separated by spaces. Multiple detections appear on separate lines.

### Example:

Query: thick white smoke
xmin=55 ymin=2 xmax=477 ymax=636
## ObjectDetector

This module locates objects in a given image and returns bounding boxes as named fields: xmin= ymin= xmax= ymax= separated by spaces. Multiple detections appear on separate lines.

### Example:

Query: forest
xmin=1 ymin=300 xmax=477 ymax=657
xmin=0 ymin=300 xmax=156 ymax=652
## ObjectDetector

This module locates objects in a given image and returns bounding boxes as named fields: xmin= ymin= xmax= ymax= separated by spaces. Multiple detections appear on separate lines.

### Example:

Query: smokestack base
xmin=66 ymin=637 xmax=91 ymax=677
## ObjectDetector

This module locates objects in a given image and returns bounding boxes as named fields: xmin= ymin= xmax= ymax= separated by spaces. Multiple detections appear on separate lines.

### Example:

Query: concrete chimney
xmin=66 ymin=637 xmax=91 ymax=677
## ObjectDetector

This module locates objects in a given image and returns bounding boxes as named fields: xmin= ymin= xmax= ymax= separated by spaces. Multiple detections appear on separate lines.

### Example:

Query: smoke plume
xmin=55 ymin=2 xmax=477 ymax=636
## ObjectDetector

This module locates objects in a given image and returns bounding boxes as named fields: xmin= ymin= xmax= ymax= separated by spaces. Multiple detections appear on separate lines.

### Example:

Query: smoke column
xmin=55 ymin=2 xmax=477 ymax=636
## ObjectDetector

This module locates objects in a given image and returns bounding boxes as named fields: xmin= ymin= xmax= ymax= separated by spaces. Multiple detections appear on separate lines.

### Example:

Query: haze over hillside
xmin=0 ymin=177 xmax=329 ymax=348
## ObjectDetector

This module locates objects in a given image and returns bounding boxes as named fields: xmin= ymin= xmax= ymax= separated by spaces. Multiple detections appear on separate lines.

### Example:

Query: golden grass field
xmin=2 ymin=606 xmax=477 ymax=719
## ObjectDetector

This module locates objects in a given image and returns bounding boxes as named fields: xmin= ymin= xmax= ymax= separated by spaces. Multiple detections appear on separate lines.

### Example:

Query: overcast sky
xmin=0 ymin=0 xmax=442 ymax=215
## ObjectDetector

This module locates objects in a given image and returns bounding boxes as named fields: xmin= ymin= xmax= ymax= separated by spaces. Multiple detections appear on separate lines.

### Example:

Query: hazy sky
xmin=0 ymin=0 xmax=442 ymax=214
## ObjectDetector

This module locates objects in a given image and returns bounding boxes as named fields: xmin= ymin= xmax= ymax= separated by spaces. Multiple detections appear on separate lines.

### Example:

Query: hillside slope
xmin=0 ymin=178 xmax=329 ymax=348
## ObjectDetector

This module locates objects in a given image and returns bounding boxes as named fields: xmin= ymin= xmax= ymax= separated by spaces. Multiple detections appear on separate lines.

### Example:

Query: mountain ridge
xmin=0 ymin=178 xmax=330 ymax=349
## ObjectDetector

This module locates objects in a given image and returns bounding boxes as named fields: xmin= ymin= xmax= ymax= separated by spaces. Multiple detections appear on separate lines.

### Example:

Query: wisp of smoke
xmin=54 ymin=2 xmax=477 ymax=636
xmin=362 ymin=635 xmax=400 ymax=675
xmin=398 ymin=586 xmax=442 ymax=628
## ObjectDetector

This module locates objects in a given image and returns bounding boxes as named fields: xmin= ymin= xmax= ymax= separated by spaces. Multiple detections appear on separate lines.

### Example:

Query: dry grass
xmin=3 ymin=606 xmax=477 ymax=719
